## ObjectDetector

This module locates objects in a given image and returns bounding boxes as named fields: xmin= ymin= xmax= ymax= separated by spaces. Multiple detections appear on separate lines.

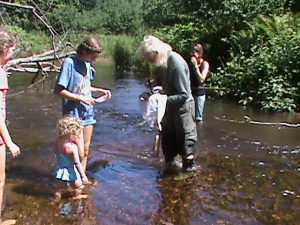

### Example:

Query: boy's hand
xmin=102 ymin=89 xmax=111 ymax=100
xmin=78 ymin=96 xmax=96 ymax=106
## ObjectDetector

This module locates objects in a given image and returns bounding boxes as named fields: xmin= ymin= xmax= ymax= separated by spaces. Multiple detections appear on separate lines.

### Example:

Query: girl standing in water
xmin=0 ymin=27 xmax=21 ymax=225
xmin=190 ymin=43 xmax=209 ymax=123
xmin=54 ymin=116 xmax=89 ymax=200
xmin=54 ymin=35 xmax=111 ymax=172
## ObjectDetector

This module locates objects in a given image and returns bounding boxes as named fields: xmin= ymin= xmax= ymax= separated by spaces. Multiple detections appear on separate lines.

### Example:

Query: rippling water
xmin=3 ymin=62 xmax=299 ymax=224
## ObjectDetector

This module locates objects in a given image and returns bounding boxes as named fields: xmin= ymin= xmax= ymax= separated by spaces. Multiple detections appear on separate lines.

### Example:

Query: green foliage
xmin=154 ymin=23 xmax=201 ymax=60
xmin=105 ymin=35 xmax=152 ymax=72
xmin=47 ymin=4 xmax=82 ymax=32
xmin=2 ymin=0 xmax=144 ymax=35
xmin=44 ymin=0 xmax=144 ymax=35
xmin=211 ymin=14 xmax=300 ymax=111
xmin=97 ymin=0 xmax=143 ymax=34
xmin=113 ymin=41 xmax=132 ymax=70
xmin=10 ymin=26 xmax=51 ymax=55
xmin=142 ymin=0 xmax=183 ymax=27
xmin=143 ymin=0 xmax=286 ymax=67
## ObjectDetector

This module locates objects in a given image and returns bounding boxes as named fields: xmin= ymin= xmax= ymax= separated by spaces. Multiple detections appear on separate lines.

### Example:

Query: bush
xmin=210 ymin=14 xmax=300 ymax=111
xmin=10 ymin=26 xmax=51 ymax=56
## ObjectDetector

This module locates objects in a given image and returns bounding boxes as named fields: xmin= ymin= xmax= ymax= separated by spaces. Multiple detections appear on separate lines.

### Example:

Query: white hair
xmin=140 ymin=35 xmax=172 ymax=67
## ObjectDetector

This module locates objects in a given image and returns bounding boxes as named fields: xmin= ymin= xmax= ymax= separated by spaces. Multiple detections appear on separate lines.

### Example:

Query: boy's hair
xmin=0 ymin=27 xmax=15 ymax=55
xmin=57 ymin=116 xmax=83 ymax=137
xmin=76 ymin=35 xmax=102 ymax=55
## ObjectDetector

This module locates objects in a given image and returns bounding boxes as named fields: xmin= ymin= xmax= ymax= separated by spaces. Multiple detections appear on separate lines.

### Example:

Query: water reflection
xmin=2 ymin=63 xmax=300 ymax=224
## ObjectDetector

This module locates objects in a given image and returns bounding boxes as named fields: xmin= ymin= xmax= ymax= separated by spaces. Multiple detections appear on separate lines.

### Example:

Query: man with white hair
xmin=140 ymin=35 xmax=198 ymax=172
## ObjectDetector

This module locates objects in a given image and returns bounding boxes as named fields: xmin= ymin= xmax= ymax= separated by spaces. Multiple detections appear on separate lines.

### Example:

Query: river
xmin=3 ymin=62 xmax=300 ymax=225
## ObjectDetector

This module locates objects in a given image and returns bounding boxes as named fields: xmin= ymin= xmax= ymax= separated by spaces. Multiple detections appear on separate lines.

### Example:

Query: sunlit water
xmin=2 ymin=62 xmax=299 ymax=225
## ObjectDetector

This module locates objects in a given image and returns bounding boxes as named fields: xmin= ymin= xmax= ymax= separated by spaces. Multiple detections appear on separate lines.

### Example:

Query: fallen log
xmin=8 ymin=66 xmax=60 ymax=74
xmin=192 ymin=86 xmax=229 ymax=91
xmin=1 ymin=0 xmax=74 ymax=74
xmin=7 ymin=51 xmax=74 ymax=67
xmin=215 ymin=115 xmax=300 ymax=128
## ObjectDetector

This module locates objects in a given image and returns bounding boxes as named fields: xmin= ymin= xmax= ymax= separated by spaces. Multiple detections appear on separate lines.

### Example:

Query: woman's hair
xmin=139 ymin=35 xmax=172 ymax=67
xmin=193 ymin=43 xmax=203 ymax=58
xmin=57 ymin=116 xmax=83 ymax=138
xmin=0 ymin=27 xmax=16 ymax=55
xmin=76 ymin=35 xmax=102 ymax=55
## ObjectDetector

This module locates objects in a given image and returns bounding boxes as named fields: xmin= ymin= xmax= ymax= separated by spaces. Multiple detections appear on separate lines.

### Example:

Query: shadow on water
xmin=2 ymin=62 xmax=299 ymax=224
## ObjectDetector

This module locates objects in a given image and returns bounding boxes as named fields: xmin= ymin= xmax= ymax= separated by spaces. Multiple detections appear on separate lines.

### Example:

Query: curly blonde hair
xmin=57 ymin=116 xmax=83 ymax=138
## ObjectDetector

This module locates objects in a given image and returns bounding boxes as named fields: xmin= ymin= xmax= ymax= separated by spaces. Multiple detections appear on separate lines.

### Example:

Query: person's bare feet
xmin=0 ymin=219 xmax=17 ymax=225
xmin=85 ymin=179 xmax=98 ymax=186
xmin=72 ymin=194 xmax=88 ymax=200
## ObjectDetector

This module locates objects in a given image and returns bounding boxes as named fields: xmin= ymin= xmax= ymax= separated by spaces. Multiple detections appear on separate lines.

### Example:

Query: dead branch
xmin=0 ymin=1 xmax=60 ymax=37
xmin=0 ymin=1 xmax=77 ymax=98
xmin=6 ymin=48 xmax=75 ymax=74
xmin=8 ymin=66 xmax=60 ymax=73
xmin=194 ymin=86 xmax=229 ymax=91
xmin=7 ymin=50 xmax=75 ymax=68
xmin=0 ymin=0 xmax=72 ymax=73
xmin=215 ymin=116 xmax=300 ymax=128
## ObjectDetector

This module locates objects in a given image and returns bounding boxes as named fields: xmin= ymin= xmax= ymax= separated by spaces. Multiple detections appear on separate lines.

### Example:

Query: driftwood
xmin=215 ymin=115 xmax=300 ymax=128
xmin=0 ymin=1 xmax=75 ymax=74
xmin=0 ymin=1 xmax=59 ymax=37
xmin=0 ymin=1 xmax=76 ymax=70
xmin=7 ymin=49 xmax=75 ymax=73
xmin=193 ymin=86 xmax=229 ymax=91
xmin=0 ymin=1 xmax=76 ymax=95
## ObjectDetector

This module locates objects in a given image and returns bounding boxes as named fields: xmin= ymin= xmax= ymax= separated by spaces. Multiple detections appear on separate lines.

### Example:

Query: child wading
xmin=0 ymin=27 xmax=21 ymax=225
xmin=53 ymin=116 xmax=90 ymax=200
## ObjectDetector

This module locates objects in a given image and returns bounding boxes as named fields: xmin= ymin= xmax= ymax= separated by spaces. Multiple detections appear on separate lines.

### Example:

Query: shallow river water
xmin=2 ymin=62 xmax=300 ymax=225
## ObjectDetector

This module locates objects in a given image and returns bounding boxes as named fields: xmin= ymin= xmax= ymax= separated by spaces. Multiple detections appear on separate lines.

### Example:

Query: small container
xmin=94 ymin=95 xmax=108 ymax=103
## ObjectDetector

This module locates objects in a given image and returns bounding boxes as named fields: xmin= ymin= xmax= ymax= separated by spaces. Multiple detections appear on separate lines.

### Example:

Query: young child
xmin=0 ymin=27 xmax=21 ymax=225
xmin=139 ymin=79 xmax=167 ymax=156
xmin=53 ymin=116 xmax=89 ymax=200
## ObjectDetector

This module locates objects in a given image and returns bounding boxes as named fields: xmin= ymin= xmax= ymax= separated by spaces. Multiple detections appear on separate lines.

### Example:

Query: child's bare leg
xmin=153 ymin=133 xmax=161 ymax=157
xmin=71 ymin=180 xmax=88 ymax=200
xmin=0 ymin=145 xmax=6 ymax=220
xmin=82 ymin=125 xmax=93 ymax=171
xmin=0 ymin=146 xmax=17 ymax=225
